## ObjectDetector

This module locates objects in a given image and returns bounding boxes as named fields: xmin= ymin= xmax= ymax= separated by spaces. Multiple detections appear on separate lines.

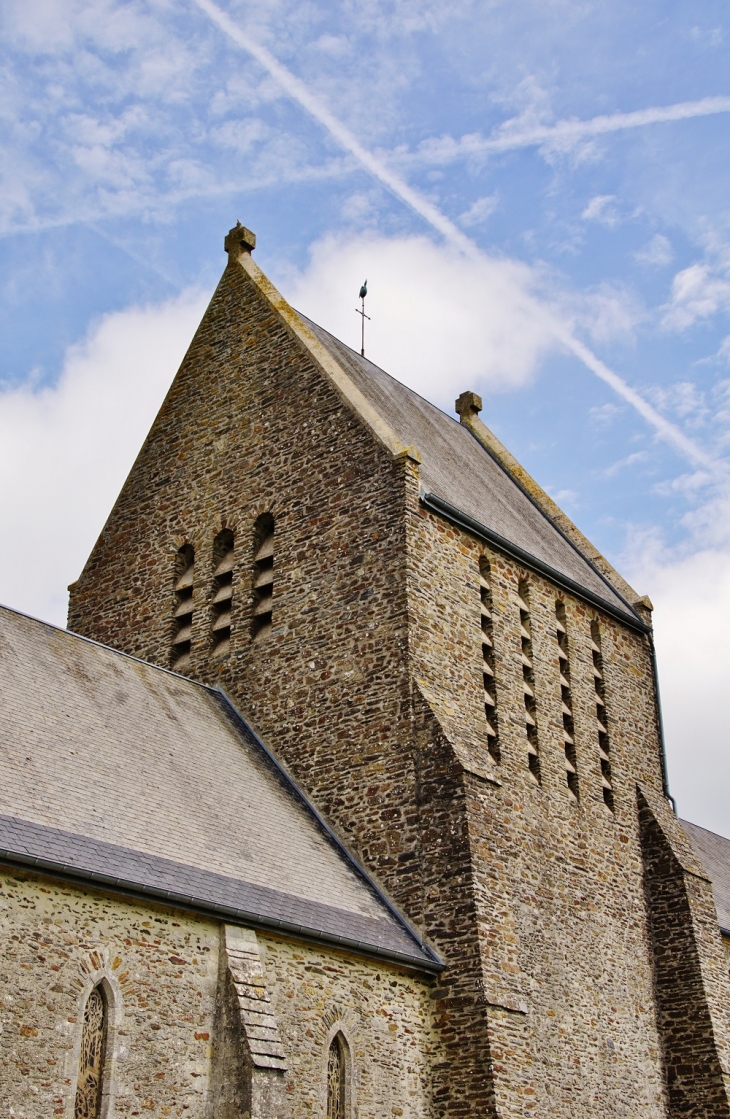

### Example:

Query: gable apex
xmin=228 ymin=239 xmax=419 ymax=465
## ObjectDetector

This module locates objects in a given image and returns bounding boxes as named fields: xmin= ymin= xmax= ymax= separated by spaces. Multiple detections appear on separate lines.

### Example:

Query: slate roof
xmin=682 ymin=819 xmax=730 ymax=935
xmin=303 ymin=316 xmax=637 ymax=623
xmin=0 ymin=606 xmax=440 ymax=971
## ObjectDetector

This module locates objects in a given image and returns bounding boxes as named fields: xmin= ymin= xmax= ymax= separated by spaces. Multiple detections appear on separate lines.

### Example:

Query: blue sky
xmin=2 ymin=0 xmax=730 ymax=832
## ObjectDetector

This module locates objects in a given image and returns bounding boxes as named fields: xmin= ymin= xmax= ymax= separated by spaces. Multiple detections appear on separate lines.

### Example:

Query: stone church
xmin=2 ymin=222 xmax=730 ymax=1119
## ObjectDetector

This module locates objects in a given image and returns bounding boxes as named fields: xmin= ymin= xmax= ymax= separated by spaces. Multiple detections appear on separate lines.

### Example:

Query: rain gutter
xmin=420 ymin=491 xmax=649 ymax=634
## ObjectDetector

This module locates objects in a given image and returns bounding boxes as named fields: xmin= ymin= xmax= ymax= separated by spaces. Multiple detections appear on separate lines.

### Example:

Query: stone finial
xmin=455 ymin=391 xmax=483 ymax=422
xmin=633 ymin=594 xmax=654 ymax=624
xmin=224 ymin=221 xmax=256 ymax=258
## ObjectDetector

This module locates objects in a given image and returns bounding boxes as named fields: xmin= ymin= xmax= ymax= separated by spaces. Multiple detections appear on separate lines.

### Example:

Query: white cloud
xmin=313 ymin=34 xmax=351 ymax=56
xmin=662 ymin=261 xmax=730 ymax=331
xmin=581 ymin=194 xmax=620 ymax=226
xmin=649 ymin=380 xmax=708 ymax=423
xmin=0 ymin=288 xmax=208 ymax=626
xmin=602 ymin=450 xmax=649 ymax=477
xmin=635 ymin=233 xmax=673 ymax=267
xmin=279 ymin=231 xmax=716 ymax=471
xmin=407 ymin=96 xmax=730 ymax=167
xmin=281 ymin=233 xmax=556 ymax=409
xmin=627 ymin=538 xmax=730 ymax=836
xmin=459 ymin=193 xmax=499 ymax=227
xmin=547 ymin=487 xmax=579 ymax=508
xmin=571 ymin=283 xmax=644 ymax=344
xmin=589 ymin=401 xmax=622 ymax=427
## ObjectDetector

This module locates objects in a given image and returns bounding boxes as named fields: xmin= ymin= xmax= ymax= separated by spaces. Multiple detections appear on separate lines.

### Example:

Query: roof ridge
xmin=297 ymin=313 xmax=468 ymax=432
xmin=455 ymin=394 xmax=643 ymax=609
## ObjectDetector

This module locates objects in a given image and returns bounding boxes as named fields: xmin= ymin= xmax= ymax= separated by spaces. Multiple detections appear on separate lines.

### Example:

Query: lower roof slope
xmin=682 ymin=819 xmax=730 ymax=935
xmin=0 ymin=605 xmax=439 ymax=971
xmin=303 ymin=316 xmax=637 ymax=623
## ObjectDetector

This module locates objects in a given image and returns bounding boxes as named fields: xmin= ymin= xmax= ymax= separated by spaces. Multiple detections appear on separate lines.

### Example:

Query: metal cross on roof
xmin=355 ymin=279 xmax=370 ymax=357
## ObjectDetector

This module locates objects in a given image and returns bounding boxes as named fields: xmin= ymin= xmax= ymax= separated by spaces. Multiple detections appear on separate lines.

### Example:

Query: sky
xmin=2 ymin=0 xmax=730 ymax=834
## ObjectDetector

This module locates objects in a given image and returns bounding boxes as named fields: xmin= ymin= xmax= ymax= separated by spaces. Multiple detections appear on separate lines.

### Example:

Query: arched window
xmin=75 ymin=985 xmax=108 ymax=1119
xmin=172 ymin=543 xmax=195 ymax=669
xmin=326 ymin=1032 xmax=347 ymax=1119
xmin=211 ymin=529 xmax=235 ymax=657
xmin=251 ymin=514 xmax=274 ymax=642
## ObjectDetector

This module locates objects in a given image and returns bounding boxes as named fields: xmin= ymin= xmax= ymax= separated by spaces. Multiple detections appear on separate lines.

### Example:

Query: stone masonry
xmin=0 ymin=868 xmax=434 ymax=1119
xmin=68 ymin=224 xmax=730 ymax=1117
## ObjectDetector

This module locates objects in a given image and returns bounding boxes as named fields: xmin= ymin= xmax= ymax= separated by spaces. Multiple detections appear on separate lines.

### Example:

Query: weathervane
xmin=355 ymin=280 xmax=370 ymax=357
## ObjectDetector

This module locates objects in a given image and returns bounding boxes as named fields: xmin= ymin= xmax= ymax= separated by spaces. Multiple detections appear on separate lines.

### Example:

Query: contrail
xmin=191 ymin=0 xmax=477 ymax=259
xmin=417 ymin=97 xmax=730 ymax=163
xmin=191 ymin=0 xmax=721 ymax=474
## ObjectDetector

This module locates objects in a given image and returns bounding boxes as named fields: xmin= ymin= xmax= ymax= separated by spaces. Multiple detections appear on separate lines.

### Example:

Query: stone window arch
xmin=326 ymin=1031 xmax=349 ymax=1119
xmin=75 ymin=984 xmax=108 ymax=1119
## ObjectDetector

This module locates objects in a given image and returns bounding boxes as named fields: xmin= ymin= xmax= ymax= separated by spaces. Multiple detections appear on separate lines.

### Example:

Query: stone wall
xmin=67 ymin=255 xmax=419 ymax=908
xmin=405 ymin=506 xmax=671 ymax=1115
xmin=259 ymin=932 xmax=434 ymax=1119
xmin=638 ymin=793 xmax=730 ymax=1117
xmin=0 ymin=869 xmax=435 ymax=1119
xmin=0 ymin=868 xmax=220 ymax=1118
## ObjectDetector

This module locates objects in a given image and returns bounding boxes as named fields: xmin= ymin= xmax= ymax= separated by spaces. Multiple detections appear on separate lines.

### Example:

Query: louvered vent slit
xmin=252 ymin=516 xmax=274 ymax=642
xmin=211 ymin=529 xmax=234 ymax=658
xmin=519 ymin=581 xmax=540 ymax=783
xmin=479 ymin=558 xmax=500 ymax=763
xmin=171 ymin=544 xmax=194 ymax=670
xmin=556 ymin=602 xmax=579 ymax=802
xmin=592 ymin=620 xmax=614 ymax=810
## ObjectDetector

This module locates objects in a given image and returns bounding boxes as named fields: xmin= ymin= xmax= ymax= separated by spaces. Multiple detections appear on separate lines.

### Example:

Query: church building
xmin=2 ymin=222 xmax=730 ymax=1118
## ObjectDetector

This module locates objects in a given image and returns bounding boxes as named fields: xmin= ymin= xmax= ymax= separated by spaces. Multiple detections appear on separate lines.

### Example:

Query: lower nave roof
xmin=0 ymin=604 xmax=441 ymax=972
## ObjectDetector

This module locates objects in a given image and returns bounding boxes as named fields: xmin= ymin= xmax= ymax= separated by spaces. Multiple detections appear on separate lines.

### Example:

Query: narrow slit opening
xmin=479 ymin=558 xmax=500 ymax=763
xmin=171 ymin=543 xmax=194 ymax=670
xmin=519 ymin=581 xmax=540 ymax=784
xmin=252 ymin=514 xmax=274 ymax=642
xmin=211 ymin=529 xmax=234 ymax=658
xmin=556 ymin=601 xmax=579 ymax=803
xmin=592 ymin=620 xmax=614 ymax=810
